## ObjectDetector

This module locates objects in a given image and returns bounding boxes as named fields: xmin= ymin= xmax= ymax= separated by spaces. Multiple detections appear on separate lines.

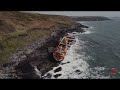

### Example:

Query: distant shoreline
xmin=71 ymin=16 xmax=111 ymax=21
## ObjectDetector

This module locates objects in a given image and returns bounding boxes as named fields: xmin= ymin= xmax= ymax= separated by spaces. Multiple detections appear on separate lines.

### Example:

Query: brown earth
xmin=0 ymin=11 xmax=76 ymax=64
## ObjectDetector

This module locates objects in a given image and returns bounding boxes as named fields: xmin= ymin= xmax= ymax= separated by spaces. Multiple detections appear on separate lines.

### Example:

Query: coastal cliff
xmin=0 ymin=11 xmax=78 ymax=64
xmin=0 ymin=11 xmax=87 ymax=79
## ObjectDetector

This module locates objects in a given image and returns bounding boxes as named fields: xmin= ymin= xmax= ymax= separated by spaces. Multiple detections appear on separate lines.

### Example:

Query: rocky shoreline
xmin=0 ymin=23 xmax=88 ymax=79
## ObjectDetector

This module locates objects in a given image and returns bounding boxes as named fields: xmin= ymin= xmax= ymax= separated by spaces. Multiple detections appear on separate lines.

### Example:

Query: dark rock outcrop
xmin=54 ymin=74 xmax=62 ymax=78
xmin=54 ymin=67 xmax=62 ymax=73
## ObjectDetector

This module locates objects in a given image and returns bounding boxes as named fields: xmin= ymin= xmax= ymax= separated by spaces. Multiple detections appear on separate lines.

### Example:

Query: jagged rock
xmin=54 ymin=67 xmax=62 ymax=73
xmin=75 ymin=69 xmax=82 ymax=75
xmin=54 ymin=74 xmax=62 ymax=78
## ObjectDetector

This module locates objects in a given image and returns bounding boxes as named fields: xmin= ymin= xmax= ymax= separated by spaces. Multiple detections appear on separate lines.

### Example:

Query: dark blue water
xmin=78 ymin=18 xmax=120 ymax=78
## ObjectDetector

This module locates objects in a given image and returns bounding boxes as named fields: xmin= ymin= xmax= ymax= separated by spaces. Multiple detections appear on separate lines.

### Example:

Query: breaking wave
xmin=42 ymin=32 xmax=110 ymax=79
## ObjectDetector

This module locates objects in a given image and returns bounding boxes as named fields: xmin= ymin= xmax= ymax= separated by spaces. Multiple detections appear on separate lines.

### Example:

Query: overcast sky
xmin=27 ymin=11 xmax=120 ymax=17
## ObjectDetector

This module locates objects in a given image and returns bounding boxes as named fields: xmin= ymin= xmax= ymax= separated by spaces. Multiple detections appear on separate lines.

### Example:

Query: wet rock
xmin=80 ymin=24 xmax=89 ymax=28
xmin=61 ymin=61 xmax=70 ymax=65
xmin=54 ymin=67 xmax=62 ymax=73
xmin=44 ymin=73 xmax=52 ymax=78
xmin=54 ymin=74 xmax=62 ymax=78
xmin=75 ymin=70 xmax=82 ymax=75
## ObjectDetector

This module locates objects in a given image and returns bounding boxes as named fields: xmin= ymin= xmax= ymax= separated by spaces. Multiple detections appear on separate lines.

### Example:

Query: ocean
xmin=43 ymin=18 xmax=120 ymax=79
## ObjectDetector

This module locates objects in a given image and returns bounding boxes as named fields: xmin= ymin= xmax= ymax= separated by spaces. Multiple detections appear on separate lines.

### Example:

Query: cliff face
xmin=71 ymin=16 xmax=111 ymax=21
xmin=0 ymin=11 xmax=76 ymax=64
xmin=0 ymin=12 xmax=89 ymax=79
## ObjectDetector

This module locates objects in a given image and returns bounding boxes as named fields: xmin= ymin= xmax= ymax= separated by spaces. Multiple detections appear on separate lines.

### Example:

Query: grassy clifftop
xmin=0 ymin=11 xmax=76 ymax=64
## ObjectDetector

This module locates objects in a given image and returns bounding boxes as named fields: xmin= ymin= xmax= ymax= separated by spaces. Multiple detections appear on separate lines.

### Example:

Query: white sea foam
xmin=43 ymin=31 xmax=109 ymax=79
xmin=58 ymin=22 xmax=109 ymax=79
xmin=78 ymin=21 xmax=86 ymax=24
xmin=89 ymin=26 xmax=94 ymax=29
xmin=78 ymin=22 xmax=94 ymax=35
xmin=43 ymin=37 xmax=90 ymax=79
xmin=83 ymin=30 xmax=92 ymax=34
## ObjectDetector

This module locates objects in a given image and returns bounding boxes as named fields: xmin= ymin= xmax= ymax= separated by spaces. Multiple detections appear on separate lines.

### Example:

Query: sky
xmin=27 ymin=11 xmax=120 ymax=17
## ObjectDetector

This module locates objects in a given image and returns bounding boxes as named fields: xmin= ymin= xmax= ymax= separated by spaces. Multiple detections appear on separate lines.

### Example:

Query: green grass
xmin=0 ymin=29 xmax=52 ymax=64
xmin=0 ymin=11 xmax=76 ymax=64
